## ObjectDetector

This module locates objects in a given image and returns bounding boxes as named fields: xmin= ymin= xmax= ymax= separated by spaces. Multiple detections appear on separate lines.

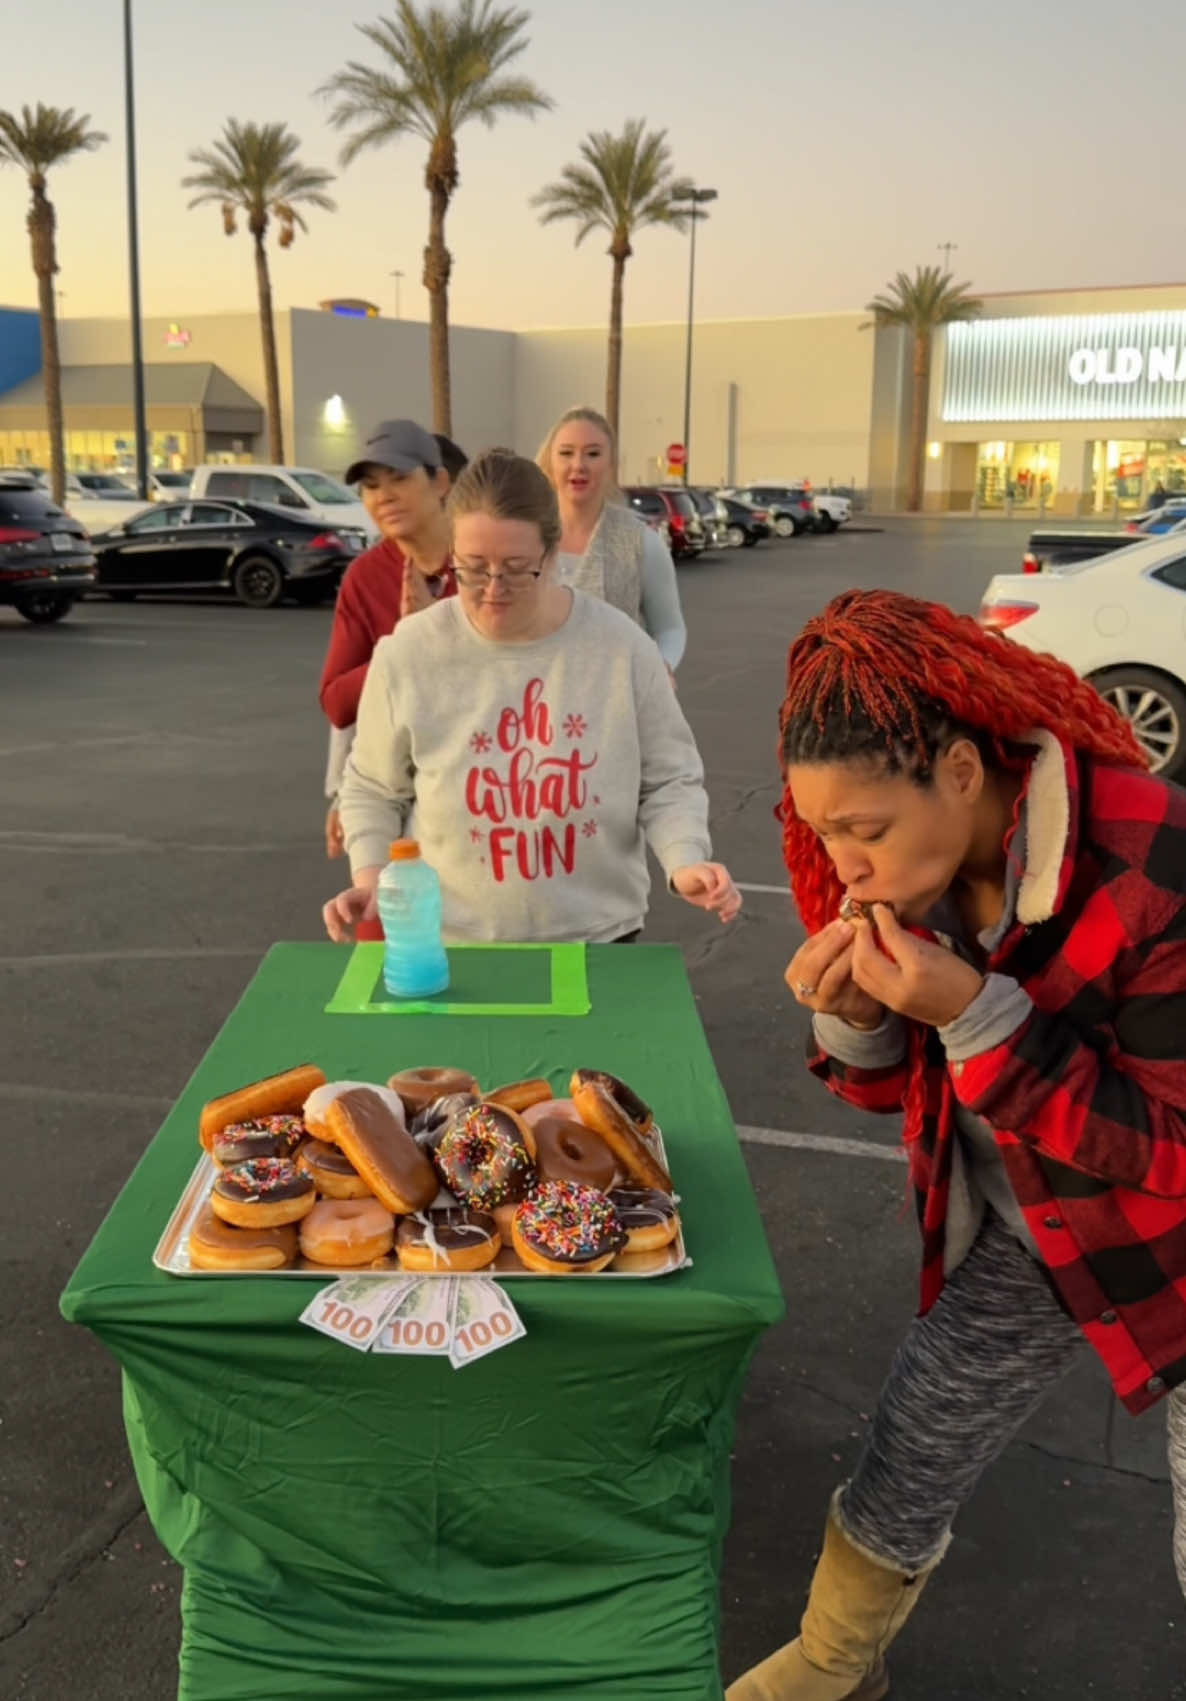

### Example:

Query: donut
xmin=188 ymin=1202 xmax=298 ymax=1271
xmin=486 ymin=1078 xmax=553 ymax=1114
xmin=434 ymin=1102 xmax=538 ymax=1210
xmin=296 ymin=1138 xmax=372 ymax=1200
xmin=839 ymin=896 xmax=895 ymax=924
xmin=326 ymin=1087 xmax=439 ymax=1214
xmin=199 ymin=1064 xmax=326 ymax=1153
xmin=209 ymin=1157 xmax=316 ymax=1228
xmin=396 ymin=1208 xmax=500 ymax=1272
xmin=387 ymin=1067 xmax=479 ymax=1117
xmin=511 ymin=1181 xmax=626 ymax=1274
xmin=532 ymin=1116 xmax=616 ymax=1192
xmin=409 ymin=1090 xmax=481 ymax=1151
xmin=570 ymin=1069 xmax=671 ymax=1193
xmin=211 ymin=1115 xmax=306 ymax=1168
xmin=303 ymin=1080 xmax=406 ymax=1140
xmin=299 ymin=1198 xmax=395 ymax=1266
xmin=608 ymin=1187 xmax=680 ymax=1253
xmin=521 ymin=1096 xmax=579 ymax=1130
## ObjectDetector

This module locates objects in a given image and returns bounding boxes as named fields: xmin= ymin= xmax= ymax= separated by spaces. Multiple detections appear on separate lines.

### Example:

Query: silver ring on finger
xmin=794 ymin=980 xmax=818 ymax=999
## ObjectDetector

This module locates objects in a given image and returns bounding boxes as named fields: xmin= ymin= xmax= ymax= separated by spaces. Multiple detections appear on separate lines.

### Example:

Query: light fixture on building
xmin=323 ymin=394 xmax=347 ymax=429
xmin=927 ymin=441 xmax=942 ymax=459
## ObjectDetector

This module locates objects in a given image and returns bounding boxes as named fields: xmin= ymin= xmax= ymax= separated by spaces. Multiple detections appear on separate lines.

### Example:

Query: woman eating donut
xmin=537 ymin=406 xmax=686 ymax=674
xmin=728 ymin=588 xmax=1186 ymax=1700
xmin=323 ymin=450 xmax=739 ymax=945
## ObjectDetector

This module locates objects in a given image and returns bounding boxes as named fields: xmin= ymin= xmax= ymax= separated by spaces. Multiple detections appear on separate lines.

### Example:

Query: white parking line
xmin=737 ymin=1124 xmax=906 ymax=1164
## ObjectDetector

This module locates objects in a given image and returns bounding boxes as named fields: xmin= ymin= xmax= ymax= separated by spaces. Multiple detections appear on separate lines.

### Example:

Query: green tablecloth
xmin=61 ymin=944 xmax=784 ymax=1701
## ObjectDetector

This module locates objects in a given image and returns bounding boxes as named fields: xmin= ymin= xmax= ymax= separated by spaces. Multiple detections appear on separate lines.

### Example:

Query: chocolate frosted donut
xmin=511 ymin=1181 xmax=626 ymax=1274
xmin=608 ymin=1186 xmax=680 ymax=1252
xmin=210 ymin=1157 xmax=316 ymax=1228
xmin=410 ymin=1090 xmax=481 ymax=1151
xmin=435 ymin=1103 xmax=537 ymax=1209
xmin=212 ymin=1114 xmax=306 ymax=1167
xmin=388 ymin=1067 xmax=479 ymax=1117
xmin=296 ymin=1137 xmax=372 ymax=1200
xmin=533 ymin=1116 xmax=616 ymax=1193
xmin=839 ymin=896 xmax=895 ymax=923
xmin=570 ymin=1069 xmax=653 ymax=1133
xmin=396 ymin=1207 xmax=500 ymax=1272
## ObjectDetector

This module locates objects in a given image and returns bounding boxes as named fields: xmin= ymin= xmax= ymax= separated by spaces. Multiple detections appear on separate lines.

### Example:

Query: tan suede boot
xmin=725 ymin=1490 xmax=946 ymax=1701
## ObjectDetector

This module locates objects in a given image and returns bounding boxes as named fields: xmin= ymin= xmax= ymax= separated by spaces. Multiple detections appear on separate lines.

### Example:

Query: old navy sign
xmin=942 ymin=310 xmax=1186 ymax=423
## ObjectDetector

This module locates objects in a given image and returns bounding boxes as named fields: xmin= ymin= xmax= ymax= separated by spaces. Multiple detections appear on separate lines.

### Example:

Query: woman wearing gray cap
xmin=319 ymin=421 xmax=467 ymax=901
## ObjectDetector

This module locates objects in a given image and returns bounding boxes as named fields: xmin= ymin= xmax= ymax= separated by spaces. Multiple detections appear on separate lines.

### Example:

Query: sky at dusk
xmin=1 ymin=0 xmax=1183 ymax=335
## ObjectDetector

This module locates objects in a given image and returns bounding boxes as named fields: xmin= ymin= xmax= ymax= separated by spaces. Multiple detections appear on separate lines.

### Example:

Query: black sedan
xmin=89 ymin=499 xmax=357 ymax=607
xmin=718 ymin=495 xmax=771 ymax=548
xmin=0 ymin=473 xmax=95 ymax=623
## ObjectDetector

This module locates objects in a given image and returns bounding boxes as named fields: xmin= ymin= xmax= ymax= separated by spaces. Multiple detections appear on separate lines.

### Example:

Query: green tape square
xmin=324 ymin=942 xmax=590 ymax=1017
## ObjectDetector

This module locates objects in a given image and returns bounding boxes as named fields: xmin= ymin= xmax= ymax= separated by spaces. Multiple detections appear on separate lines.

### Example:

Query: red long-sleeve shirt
xmin=318 ymin=539 xmax=456 ymax=729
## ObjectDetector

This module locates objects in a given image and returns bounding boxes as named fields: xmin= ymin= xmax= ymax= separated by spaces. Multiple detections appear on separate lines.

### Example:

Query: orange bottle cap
xmin=388 ymin=839 xmax=420 ymax=861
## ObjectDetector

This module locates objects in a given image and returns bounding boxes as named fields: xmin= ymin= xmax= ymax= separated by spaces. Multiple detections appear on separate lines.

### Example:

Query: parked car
xmin=622 ymin=487 xmax=705 ymax=560
xmin=75 ymin=471 xmax=138 ymax=496
xmin=1020 ymin=528 xmax=1140 ymax=574
xmin=189 ymin=465 xmax=377 ymax=547
xmin=724 ymin=484 xmax=815 ymax=537
xmin=0 ymin=472 xmax=95 ymax=623
xmin=151 ymin=469 xmax=195 ymax=500
xmin=809 ymin=491 xmax=852 ymax=532
xmin=979 ymin=530 xmax=1186 ymax=779
xmin=89 ymin=498 xmax=357 ymax=608
xmin=673 ymin=487 xmax=725 ymax=551
xmin=717 ymin=495 xmax=771 ymax=547
xmin=1125 ymin=500 xmax=1186 ymax=536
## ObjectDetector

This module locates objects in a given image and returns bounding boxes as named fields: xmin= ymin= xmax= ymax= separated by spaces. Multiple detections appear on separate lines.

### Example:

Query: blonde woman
xmin=324 ymin=450 xmax=738 ymax=945
xmin=538 ymin=406 xmax=686 ymax=671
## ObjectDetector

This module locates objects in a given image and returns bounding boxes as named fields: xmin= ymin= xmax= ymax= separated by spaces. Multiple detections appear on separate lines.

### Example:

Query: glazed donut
xmin=396 ymin=1208 xmax=500 ymax=1272
xmin=487 ymin=1078 xmax=553 ymax=1114
xmin=511 ymin=1181 xmax=625 ymax=1274
xmin=435 ymin=1102 xmax=538 ymax=1210
xmin=296 ymin=1137 xmax=372 ymax=1200
xmin=608 ymin=1187 xmax=680 ymax=1253
xmin=387 ymin=1067 xmax=479 ymax=1117
xmin=303 ymin=1080 xmax=406 ymax=1140
xmin=212 ymin=1114 xmax=306 ymax=1168
xmin=299 ymin=1197 xmax=395 ymax=1266
xmin=209 ymin=1157 xmax=316 ymax=1228
xmin=532 ymin=1116 xmax=616 ymax=1193
xmin=521 ymin=1096 xmax=579 ymax=1130
xmin=410 ymin=1090 xmax=481 ymax=1151
xmin=199 ymin=1064 xmax=326 ymax=1153
xmin=188 ymin=1202 xmax=298 ymax=1271
xmin=570 ymin=1069 xmax=671 ymax=1193
xmin=326 ymin=1087 xmax=439 ymax=1214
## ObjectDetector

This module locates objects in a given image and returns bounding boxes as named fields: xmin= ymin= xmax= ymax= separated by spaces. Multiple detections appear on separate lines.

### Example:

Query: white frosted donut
xmin=303 ymin=1080 xmax=406 ymax=1137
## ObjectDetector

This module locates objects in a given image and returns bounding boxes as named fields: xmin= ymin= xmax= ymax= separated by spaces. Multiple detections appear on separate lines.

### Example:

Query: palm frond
xmin=181 ymin=119 xmax=335 ymax=238
xmin=863 ymin=262 xmax=981 ymax=332
xmin=0 ymin=102 xmax=106 ymax=176
xmin=533 ymin=119 xmax=691 ymax=248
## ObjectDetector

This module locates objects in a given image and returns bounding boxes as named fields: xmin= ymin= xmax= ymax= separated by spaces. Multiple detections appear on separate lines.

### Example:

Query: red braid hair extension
xmin=777 ymin=590 xmax=1147 ymax=1145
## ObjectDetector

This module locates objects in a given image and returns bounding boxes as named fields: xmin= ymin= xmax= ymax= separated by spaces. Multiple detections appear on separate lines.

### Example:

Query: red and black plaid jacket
xmin=808 ymin=733 xmax=1186 ymax=1415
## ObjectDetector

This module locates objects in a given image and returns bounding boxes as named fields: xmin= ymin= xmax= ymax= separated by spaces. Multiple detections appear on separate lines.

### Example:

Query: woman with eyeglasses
xmin=538 ymin=405 xmax=686 ymax=675
xmin=323 ymin=450 xmax=739 ymax=945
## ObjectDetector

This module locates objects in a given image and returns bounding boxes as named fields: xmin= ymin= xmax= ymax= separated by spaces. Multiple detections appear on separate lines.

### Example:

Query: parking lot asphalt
xmin=2 ymin=517 xmax=1182 ymax=1701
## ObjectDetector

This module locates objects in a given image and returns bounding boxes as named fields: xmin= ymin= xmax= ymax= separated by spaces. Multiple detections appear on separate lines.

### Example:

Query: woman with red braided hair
xmin=729 ymin=589 xmax=1186 ymax=1701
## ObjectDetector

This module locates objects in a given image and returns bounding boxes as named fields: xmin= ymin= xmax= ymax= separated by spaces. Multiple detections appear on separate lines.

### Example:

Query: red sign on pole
xmin=666 ymin=443 xmax=687 ymax=468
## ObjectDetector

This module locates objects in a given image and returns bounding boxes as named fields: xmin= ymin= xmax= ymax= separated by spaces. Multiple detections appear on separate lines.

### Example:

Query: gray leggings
xmin=840 ymin=1211 xmax=1186 ymax=1596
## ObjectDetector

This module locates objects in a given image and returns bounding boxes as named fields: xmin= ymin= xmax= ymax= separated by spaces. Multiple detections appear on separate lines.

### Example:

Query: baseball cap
xmin=345 ymin=419 xmax=442 ymax=484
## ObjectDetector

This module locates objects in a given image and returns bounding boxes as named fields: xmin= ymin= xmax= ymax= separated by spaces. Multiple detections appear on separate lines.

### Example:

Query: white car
xmin=980 ymin=530 xmax=1186 ymax=780
xmin=189 ymin=465 xmax=377 ymax=546
xmin=810 ymin=491 xmax=853 ymax=532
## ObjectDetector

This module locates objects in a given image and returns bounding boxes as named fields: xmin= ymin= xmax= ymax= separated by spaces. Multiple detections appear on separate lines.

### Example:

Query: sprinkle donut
xmin=210 ymin=1157 xmax=316 ymax=1228
xmin=511 ymin=1180 xmax=626 ymax=1274
xmin=211 ymin=1114 xmax=306 ymax=1167
xmin=435 ymin=1103 xmax=537 ymax=1210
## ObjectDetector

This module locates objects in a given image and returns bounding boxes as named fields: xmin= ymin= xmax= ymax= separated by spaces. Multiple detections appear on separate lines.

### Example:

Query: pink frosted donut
xmin=299 ymin=1197 xmax=395 ymax=1266
xmin=522 ymin=1097 xmax=579 ymax=1129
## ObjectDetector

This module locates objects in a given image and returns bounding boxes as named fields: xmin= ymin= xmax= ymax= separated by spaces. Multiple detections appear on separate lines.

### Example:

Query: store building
xmin=0 ymin=279 xmax=1182 ymax=511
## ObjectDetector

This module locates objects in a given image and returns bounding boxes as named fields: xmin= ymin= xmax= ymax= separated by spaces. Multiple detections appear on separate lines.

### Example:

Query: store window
xmin=1146 ymin=439 xmax=1186 ymax=500
xmin=1092 ymin=441 xmax=1149 ymax=512
xmin=975 ymin=441 xmax=1059 ymax=508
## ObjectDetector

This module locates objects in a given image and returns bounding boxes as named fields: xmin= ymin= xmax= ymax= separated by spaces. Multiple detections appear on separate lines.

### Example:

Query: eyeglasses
xmin=453 ymin=558 xmax=545 ymax=590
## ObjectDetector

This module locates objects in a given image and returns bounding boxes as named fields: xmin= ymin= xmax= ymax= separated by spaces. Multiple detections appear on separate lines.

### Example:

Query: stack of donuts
xmin=187 ymin=1062 xmax=682 ymax=1277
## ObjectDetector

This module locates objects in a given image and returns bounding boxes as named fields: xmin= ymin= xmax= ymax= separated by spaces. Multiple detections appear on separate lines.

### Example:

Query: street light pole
xmin=390 ymin=269 xmax=405 ymax=320
xmin=674 ymin=186 xmax=717 ymax=486
xmin=123 ymin=0 xmax=149 ymax=498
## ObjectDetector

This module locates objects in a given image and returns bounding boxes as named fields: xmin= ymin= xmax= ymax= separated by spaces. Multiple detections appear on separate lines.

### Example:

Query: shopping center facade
xmin=0 ymin=278 xmax=1182 ymax=512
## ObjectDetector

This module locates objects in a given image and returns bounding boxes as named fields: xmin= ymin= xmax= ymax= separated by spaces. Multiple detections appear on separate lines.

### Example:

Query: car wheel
xmin=290 ymin=579 xmax=333 ymax=607
xmin=742 ymin=534 xmax=759 ymax=547
xmin=15 ymin=591 xmax=74 ymax=624
xmin=726 ymin=524 xmax=746 ymax=548
xmin=232 ymin=555 xmax=285 ymax=609
xmin=814 ymin=513 xmax=838 ymax=533
xmin=107 ymin=589 xmax=138 ymax=602
xmin=1091 ymin=667 xmax=1186 ymax=779
xmin=773 ymin=516 xmax=795 ymax=539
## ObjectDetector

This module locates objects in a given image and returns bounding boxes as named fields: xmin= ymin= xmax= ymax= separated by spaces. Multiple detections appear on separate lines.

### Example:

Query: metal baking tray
xmin=153 ymin=1128 xmax=689 ymax=1280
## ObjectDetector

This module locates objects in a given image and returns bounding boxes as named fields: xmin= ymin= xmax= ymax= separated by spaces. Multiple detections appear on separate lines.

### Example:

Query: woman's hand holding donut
xmin=322 ymin=865 xmax=381 ymax=943
xmin=785 ymin=919 xmax=885 ymax=1029
xmin=672 ymin=862 xmax=742 ymax=924
xmin=850 ymin=904 xmax=983 ymax=1028
xmin=400 ymin=564 xmax=433 ymax=618
xmin=325 ymin=803 xmax=344 ymax=860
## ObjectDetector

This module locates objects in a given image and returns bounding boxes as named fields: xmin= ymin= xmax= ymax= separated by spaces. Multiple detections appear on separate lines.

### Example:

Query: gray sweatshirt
xmin=339 ymin=590 xmax=712 ymax=943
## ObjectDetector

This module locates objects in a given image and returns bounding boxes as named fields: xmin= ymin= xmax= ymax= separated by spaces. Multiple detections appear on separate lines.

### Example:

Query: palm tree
xmin=532 ymin=121 xmax=692 ymax=446
xmin=864 ymin=265 xmax=982 ymax=511
xmin=0 ymin=105 xmax=107 ymax=503
xmin=320 ymin=0 xmax=552 ymax=436
xmin=183 ymin=121 xmax=335 ymax=463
